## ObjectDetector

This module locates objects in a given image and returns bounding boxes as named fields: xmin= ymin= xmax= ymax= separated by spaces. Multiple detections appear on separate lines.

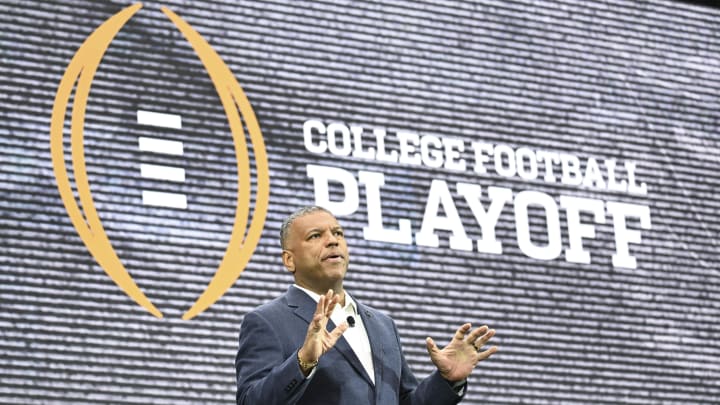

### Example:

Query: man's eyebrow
xmin=303 ymin=227 xmax=324 ymax=237
xmin=304 ymin=226 xmax=342 ymax=236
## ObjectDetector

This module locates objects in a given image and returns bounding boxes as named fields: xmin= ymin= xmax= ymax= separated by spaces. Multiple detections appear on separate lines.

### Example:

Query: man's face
xmin=282 ymin=211 xmax=349 ymax=293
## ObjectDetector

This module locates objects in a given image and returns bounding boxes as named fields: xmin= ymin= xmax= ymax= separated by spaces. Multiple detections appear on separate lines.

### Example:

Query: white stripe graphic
xmin=138 ymin=136 xmax=184 ymax=155
xmin=142 ymin=190 xmax=187 ymax=209
xmin=137 ymin=110 xmax=187 ymax=209
xmin=137 ymin=110 xmax=182 ymax=129
xmin=140 ymin=163 xmax=185 ymax=182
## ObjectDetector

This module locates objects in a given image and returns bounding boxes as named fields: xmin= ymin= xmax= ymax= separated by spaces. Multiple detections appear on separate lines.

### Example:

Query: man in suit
xmin=235 ymin=206 xmax=497 ymax=405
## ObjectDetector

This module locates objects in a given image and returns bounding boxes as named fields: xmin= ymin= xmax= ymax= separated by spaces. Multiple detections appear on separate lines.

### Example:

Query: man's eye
xmin=334 ymin=231 xmax=344 ymax=237
xmin=309 ymin=234 xmax=319 ymax=239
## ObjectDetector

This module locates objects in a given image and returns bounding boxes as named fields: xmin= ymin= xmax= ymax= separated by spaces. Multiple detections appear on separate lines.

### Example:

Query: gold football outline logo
xmin=49 ymin=3 xmax=270 ymax=320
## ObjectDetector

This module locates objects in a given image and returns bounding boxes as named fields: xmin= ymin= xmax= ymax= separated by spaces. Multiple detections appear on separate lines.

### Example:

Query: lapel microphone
xmin=346 ymin=315 xmax=356 ymax=327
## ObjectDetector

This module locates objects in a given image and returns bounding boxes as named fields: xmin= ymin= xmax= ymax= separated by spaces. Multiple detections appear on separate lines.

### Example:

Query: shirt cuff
xmin=450 ymin=379 xmax=467 ymax=396
xmin=303 ymin=365 xmax=317 ymax=380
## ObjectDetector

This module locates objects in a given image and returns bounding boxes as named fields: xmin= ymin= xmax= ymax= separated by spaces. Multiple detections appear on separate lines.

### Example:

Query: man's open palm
xmin=426 ymin=323 xmax=498 ymax=382
xmin=299 ymin=290 xmax=349 ymax=365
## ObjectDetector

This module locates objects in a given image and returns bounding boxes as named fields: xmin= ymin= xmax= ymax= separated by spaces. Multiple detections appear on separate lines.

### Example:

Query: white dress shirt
xmin=293 ymin=285 xmax=375 ymax=384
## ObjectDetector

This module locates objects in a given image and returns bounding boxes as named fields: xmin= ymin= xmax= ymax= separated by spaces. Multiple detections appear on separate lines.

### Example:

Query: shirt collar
xmin=293 ymin=284 xmax=358 ymax=316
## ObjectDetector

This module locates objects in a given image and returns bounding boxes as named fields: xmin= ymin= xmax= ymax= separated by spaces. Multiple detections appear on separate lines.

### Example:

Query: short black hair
xmin=280 ymin=206 xmax=334 ymax=249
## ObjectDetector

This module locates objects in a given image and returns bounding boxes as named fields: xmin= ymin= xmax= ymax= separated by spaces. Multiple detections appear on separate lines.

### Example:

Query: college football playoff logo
xmin=49 ymin=3 xmax=269 ymax=320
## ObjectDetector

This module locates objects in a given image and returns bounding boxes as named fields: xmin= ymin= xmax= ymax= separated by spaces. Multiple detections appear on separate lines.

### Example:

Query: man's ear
xmin=281 ymin=250 xmax=295 ymax=273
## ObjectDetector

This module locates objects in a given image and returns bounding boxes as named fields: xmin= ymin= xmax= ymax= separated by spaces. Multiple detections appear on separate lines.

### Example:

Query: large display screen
xmin=2 ymin=0 xmax=718 ymax=403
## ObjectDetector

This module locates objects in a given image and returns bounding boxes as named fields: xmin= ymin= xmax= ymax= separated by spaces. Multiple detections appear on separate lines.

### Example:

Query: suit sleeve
xmin=235 ymin=310 xmax=311 ymax=405
xmin=394 ymin=321 xmax=466 ymax=405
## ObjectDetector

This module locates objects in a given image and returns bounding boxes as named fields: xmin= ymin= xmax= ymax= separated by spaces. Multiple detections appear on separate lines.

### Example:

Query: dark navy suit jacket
xmin=235 ymin=286 xmax=465 ymax=405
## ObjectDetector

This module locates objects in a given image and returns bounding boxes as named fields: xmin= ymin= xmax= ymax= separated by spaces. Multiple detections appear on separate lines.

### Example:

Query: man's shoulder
xmin=239 ymin=293 xmax=294 ymax=335
xmin=248 ymin=290 xmax=292 ymax=315
xmin=355 ymin=299 xmax=395 ymax=325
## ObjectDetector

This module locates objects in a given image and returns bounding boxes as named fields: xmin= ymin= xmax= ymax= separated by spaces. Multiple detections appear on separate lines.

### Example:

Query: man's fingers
xmin=314 ymin=294 xmax=326 ymax=316
xmin=425 ymin=337 xmax=439 ymax=354
xmin=329 ymin=321 xmax=349 ymax=341
xmin=472 ymin=328 xmax=496 ymax=350
xmin=452 ymin=323 xmax=472 ymax=341
xmin=327 ymin=296 xmax=339 ymax=316
xmin=477 ymin=345 xmax=498 ymax=361
xmin=466 ymin=324 xmax=490 ymax=342
xmin=314 ymin=290 xmax=342 ymax=320
xmin=472 ymin=328 xmax=495 ymax=347
xmin=308 ymin=313 xmax=324 ymax=332
xmin=321 ymin=289 xmax=340 ymax=317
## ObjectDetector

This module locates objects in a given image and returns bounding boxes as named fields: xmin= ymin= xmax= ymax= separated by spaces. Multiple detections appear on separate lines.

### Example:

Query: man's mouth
xmin=322 ymin=253 xmax=344 ymax=262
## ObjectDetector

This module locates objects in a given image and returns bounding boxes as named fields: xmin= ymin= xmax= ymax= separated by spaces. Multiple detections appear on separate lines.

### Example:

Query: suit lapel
xmin=329 ymin=320 xmax=375 ymax=386
xmin=358 ymin=303 xmax=384 ymax=390
xmin=286 ymin=286 xmax=316 ymax=324
xmin=285 ymin=286 xmax=375 ymax=386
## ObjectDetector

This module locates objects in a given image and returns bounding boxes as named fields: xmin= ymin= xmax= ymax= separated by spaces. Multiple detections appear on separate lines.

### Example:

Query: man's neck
xmin=293 ymin=283 xmax=346 ymax=307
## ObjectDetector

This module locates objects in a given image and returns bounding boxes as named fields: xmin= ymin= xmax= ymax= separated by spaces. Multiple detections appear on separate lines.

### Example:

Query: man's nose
xmin=326 ymin=232 xmax=339 ymax=246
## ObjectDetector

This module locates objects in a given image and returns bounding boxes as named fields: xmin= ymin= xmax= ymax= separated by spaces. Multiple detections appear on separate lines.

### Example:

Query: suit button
xmin=285 ymin=379 xmax=298 ymax=392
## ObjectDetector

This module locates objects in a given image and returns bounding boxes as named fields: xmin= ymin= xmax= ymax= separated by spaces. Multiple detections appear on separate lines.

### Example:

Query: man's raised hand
xmin=298 ymin=289 xmax=349 ymax=375
xmin=426 ymin=323 xmax=498 ymax=383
